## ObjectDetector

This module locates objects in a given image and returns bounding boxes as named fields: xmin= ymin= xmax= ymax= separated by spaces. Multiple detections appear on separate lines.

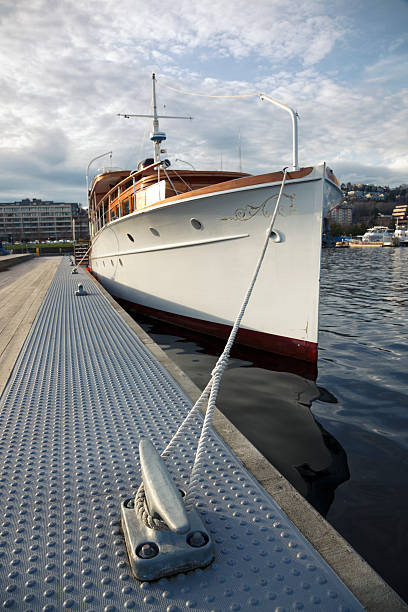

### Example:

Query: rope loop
xmin=134 ymin=483 xmax=169 ymax=531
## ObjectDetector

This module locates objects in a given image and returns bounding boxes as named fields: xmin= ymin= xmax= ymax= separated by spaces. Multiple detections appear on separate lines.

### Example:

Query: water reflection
xmin=128 ymin=312 xmax=349 ymax=518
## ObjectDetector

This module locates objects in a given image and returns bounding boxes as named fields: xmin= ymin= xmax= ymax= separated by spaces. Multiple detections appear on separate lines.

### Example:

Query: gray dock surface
xmin=0 ymin=257 xmax=405 ymax=611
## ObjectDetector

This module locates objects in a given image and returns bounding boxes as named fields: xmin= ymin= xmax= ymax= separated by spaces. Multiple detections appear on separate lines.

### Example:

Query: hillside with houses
xmin=327 ymin=182 xmax=408 ymax=234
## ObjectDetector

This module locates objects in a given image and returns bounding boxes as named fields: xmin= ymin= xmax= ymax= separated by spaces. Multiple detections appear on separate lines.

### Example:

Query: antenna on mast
xmin=117 ymin=73 xmax=193 ymax=163
xmin=238 ymin=129 xmax=242 ymax=172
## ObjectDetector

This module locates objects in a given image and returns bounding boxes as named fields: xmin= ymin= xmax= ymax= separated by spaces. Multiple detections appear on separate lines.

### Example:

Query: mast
xmin=118 ymin=74 xmax=192 ymax=164
xmin=151 ymin=73 xmax=165 ymax=163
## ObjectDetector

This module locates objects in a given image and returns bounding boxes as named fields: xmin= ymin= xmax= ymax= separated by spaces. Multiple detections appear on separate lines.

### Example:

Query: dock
xmin=0 ymin=253 xmax=34 ymax=272
xmin=0 ymin=256 xmax=405 ymax=611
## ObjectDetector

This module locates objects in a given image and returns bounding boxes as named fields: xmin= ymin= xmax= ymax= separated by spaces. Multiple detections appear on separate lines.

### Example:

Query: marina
xmin=0 ymin=255 xmax=405 ymax=610
xmin=2 ymin=1 xmax=408 ymax=609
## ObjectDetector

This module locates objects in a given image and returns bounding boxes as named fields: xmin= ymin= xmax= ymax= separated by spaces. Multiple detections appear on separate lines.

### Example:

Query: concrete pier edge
xmin=0 ymin=253 xmax=34 ymax=272
xmin=85 ymin=268 xmax=406 ymax=612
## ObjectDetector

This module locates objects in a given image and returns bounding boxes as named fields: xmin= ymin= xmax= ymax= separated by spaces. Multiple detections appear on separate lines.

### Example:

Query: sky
xmin=1 ymin=0 xmax=407 ymax=205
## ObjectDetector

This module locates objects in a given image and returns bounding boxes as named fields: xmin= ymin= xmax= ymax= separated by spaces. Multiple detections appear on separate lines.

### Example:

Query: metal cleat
xmin=121 ymin=439 xmax=214 ymax=581
xmin=75 ymin=283 xmax=87 ymax=296
xmin=71 ymin=268 xmax=78 ymax=274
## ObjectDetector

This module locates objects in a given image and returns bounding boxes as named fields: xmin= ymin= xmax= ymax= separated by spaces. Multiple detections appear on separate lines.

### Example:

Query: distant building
xmin=347 ymin=190 xmax=363 ymax=199
xmin=392 ymin=203 xmax=408 ymax=225
xmin=327 ymin=201 xmax=353 ymax=225
xmin=73 ymin=208 xmax=89 ymax=240
xmin=365 ymin=192 xmax=385 ymax=201
xmin=0 ymin=199 xmax=88 ymax=242
xmin=376 ymin=213 xmax=392 ymax=224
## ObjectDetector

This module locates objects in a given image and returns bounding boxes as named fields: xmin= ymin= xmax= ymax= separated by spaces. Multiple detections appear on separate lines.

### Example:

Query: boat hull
xmin=90 ymin=165 xmax=340 ymax=363
xmin=115 ymin=295 xmax=318 ymax=362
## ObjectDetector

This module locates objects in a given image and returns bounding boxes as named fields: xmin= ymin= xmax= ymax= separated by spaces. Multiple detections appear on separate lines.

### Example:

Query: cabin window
xmin=123 ymin=199 xmax=130 ymax=216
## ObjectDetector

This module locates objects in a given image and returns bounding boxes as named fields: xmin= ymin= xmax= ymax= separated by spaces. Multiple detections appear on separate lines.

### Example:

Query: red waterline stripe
xmin=114 ymin=295 xmax=317 ymax=364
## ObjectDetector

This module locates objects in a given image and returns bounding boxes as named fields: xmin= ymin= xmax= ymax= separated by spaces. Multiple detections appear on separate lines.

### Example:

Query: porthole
xmin=119 ymin=259 xmax=123 ymax=266
xmin=127 ymin=233 xmax=134 ymax=242
xmin=111 ymin=259 xmax=114 ymax=266
xmin=190 ymin=218 xmax=202 ymax=230
xmin=149 ymin=227 xmax=160 ymax=236
xmin=103 ymin=260 xmax=105 ymax=267
xmin=270 ymin=229 xmax=282 ymax=243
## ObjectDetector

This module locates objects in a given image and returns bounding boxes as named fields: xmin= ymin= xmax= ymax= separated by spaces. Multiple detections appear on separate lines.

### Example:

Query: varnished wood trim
xmin=144 ymin=167 xmax=314 ymax=210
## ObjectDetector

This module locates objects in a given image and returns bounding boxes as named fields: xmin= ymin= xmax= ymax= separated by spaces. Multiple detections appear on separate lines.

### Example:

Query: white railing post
xmin=259 ymin=94 xmax=299 ymax=171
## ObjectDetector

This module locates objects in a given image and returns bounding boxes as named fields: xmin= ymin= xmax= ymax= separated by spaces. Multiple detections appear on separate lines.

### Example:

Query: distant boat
xmin=394 ymin=226 xmax=408 ymax=246
xmin=361 ymin=226 xmax=394 ymax=245
xmin=88 ymin=74 xmax=342 ymax=364
xmin=335 ymin=237 xmax=349 ymax=248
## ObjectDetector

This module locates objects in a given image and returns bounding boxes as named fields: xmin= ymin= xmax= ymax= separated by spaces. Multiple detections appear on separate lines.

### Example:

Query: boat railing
xmin=90 ymin=161 xmax=163 ymax=233
xmin=90 ymin=90 xmax=300 ymax=235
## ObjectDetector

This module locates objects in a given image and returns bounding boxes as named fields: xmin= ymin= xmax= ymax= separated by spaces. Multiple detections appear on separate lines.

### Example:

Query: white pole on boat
xmin=175 ymin=158 xmax=195 ymax=170
xmin=86 ymin=151 xmax=112 ymax=238
xmin=151 ymin=73 xmax=161 ymax=164
xmin=259 ymin=94 xmax=299 ymax=171
xmin=86 ymin=151 xmax=113 ymax=208
xmin=238 ymin=129 xmax=242 ymax=172
xmin=117 ymin=74 xmax=192 ymax=166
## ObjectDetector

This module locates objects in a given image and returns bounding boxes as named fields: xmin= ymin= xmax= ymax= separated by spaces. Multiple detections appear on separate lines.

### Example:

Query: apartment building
xmin=0 ymin=199 xmax=89 ymax=242
xmin=327 ymin=201 xmax=353 ymax=225
xmin=392 ymin=203 xmax=408 ymax=225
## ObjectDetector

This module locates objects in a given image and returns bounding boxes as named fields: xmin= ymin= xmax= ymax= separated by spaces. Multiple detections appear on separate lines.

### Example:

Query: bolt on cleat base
xmin=121 ymin=497 xmax=214 ymax=581
xmin=121 ymin=439 xmax=214 ymax=581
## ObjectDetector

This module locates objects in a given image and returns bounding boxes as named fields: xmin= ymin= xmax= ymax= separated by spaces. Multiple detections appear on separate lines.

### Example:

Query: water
xmin=126 ymin=247 xmax=408 ymax=603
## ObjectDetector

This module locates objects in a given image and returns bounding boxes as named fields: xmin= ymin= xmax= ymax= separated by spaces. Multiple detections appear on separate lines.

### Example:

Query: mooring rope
xmin=72 ymin=244 xmax=91 ymax=272
xmin=135 ymin=167 xmax=289 ymax=527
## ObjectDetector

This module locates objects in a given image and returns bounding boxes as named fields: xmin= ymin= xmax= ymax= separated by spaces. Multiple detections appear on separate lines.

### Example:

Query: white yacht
xmin=394 ymin=226 xmax=408 ymax=246
xmin=88 ymin=74 xmax=342 ymax=364
xmin=362 ymin=226 xmax=394 ymax=244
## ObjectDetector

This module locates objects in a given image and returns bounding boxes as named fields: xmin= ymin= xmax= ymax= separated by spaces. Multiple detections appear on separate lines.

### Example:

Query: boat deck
xmin=0 ymin=257 xmax=403 ymax=610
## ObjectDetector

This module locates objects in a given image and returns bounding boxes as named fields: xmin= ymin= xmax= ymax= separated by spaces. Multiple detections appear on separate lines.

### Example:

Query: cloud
xmin=364 ymin=54 xmax=408 ymax=85
xmin=331 ymin=161 xmax=408 ymax=187
xmin=0 ymin=0 xmax=406 ymax=203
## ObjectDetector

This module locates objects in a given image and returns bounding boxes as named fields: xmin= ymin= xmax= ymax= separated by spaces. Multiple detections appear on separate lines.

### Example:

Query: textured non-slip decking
xmin=0 ymin=258 xmax=366 ymax=610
